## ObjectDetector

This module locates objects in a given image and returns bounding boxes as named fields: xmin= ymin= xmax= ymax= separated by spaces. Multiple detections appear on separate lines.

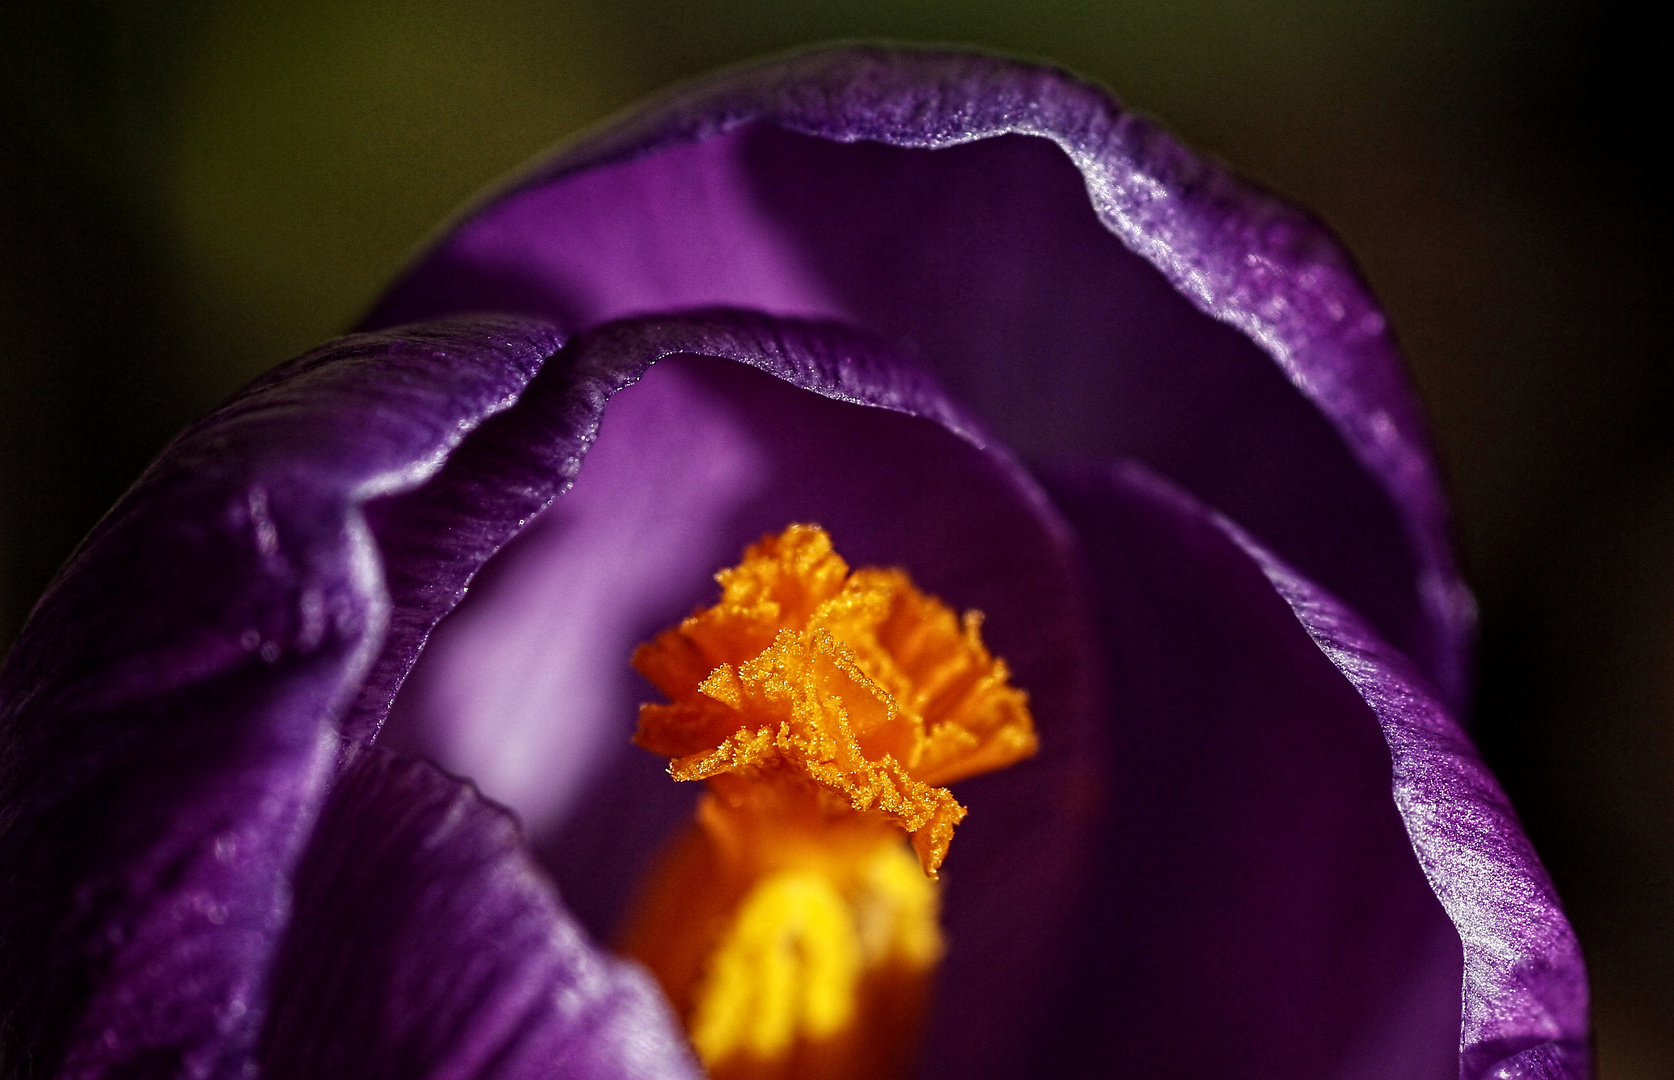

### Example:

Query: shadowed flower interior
xmin=620 ymin=524 xmax=1036 ymax=1078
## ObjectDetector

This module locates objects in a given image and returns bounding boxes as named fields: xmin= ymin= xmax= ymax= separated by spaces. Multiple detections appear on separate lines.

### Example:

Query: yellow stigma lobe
xmin=632 ymin=523 xmax=1037 ymax=875
xmin=621 ymin=525 xmax=1036 ymax=1080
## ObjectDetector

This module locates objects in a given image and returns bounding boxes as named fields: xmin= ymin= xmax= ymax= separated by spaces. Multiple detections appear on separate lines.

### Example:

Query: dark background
xmin=2 ymin=1 xmax=1668 ymax=1074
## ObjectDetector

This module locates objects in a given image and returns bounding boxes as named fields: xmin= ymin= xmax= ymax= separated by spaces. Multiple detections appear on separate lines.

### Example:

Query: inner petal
xmin=381 ymin=351 xmax=1103 ymax=1076
xmin=369 ymin=123 xmax=1438 ymax=698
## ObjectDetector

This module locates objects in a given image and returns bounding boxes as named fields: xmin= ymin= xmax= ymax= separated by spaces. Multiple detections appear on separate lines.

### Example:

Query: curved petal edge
xmin=369 ymin=43 xmax=1473 ymax=708
xmin=0 ymin=317 xmax=562 ymax=1078
xmin=262 ymin=746 xmax=699 ymax=1080
xmin=1098 ymin=461 xmax=1589 ymax=1080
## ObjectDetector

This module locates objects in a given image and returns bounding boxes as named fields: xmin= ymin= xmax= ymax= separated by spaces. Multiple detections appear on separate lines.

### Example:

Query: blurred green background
xmin=2 ymin=1 xmax=1669 ymax=1074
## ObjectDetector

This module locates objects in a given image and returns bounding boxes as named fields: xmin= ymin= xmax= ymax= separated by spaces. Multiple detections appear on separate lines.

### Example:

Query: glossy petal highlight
xmin=1034 ymin=461 xmax=1462 ymax=1079
xmin=367 ymin=44 xmax=1470 ymax=710
xmin=1045 ymin=460 xmax=1586 ymax=1080
xmin=1214 ymin=494 xmax=1590 ymax=1079
xmin=378 ymin=310 xmax=1105 ymax=1078
xmin=0 ymin=318 xmax=561 ymax=1077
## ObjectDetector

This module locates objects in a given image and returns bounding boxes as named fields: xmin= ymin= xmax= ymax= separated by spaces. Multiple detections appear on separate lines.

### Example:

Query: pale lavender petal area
xmin=365 ymin=44 xmax=1472 ymax=711
xmin=0 ymin=319 xmax=559 ymax=1078
xmin=1044 ymin=460 xmax=1587 ymax=1080
xmin=348 ymin=306 xmax=988 ymax=751
xmin=375 ymin=309 xmax=1107 ymax=1079
xmin=262 ymin=746 xmax=699 ymax=1080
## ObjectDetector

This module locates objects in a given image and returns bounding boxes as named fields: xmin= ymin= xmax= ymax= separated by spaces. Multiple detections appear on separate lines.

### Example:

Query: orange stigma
xmin=619 ymin=525 xmax=1036 ymax=1080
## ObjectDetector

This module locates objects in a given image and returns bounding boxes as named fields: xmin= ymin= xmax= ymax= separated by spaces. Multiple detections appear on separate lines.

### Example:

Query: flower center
xmin=619 ymin=525 xmax=1037 ymax=1079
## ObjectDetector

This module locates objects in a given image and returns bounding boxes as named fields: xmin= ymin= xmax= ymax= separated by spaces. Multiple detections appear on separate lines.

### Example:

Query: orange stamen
xmin=620 ymin=525 xmax=1036 ymax=1079
xmin=632 ymin=524 xmax=1036 ymax=875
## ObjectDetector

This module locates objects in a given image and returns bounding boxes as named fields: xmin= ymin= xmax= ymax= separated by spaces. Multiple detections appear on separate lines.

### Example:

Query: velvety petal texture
xmin=1214 ymin=499 xmax=1589 ymax=1080
xmin=0 ymin=309 xmax=1104 ymax=1079
xmin=366 ymin=44 xmax=1472 ymax=711
xmin=348 ymin=307 xmax=1002 ymax=749
xmin=0 ymin=319 xmax=691 ymax=1078
xmin=1044 ymin=461 xmax=1585 ymax=1079
xmin=262 ymin=747 xmax=697 ymax=1080
xmin=374 ymin=311 xmax=1105 ymax=1078
xmin=1040 ymin=462 xmax=1462 ymax=1079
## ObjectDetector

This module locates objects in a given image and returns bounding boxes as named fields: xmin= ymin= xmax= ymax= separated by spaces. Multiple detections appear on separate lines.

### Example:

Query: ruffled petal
xmin=365 ymin=44 xmax=1471 ymax=709
xmin=1043 ymin=460 xmax=1586 ymax=1080
xmin=0 ymin=318 xmax=560 ymax=1077
xmin=345 ymin=307 xmax=995 ymax=746
xmin=374 ymin=309 xmax=1107 ymax=1076
xmin=262 ymin=746 xmax=697 ymax=1080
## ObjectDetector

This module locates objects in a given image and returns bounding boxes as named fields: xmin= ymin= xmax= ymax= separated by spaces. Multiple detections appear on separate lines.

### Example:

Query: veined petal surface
xmin=0 ymin=319 xmax=561 ymax=1077
xmin=262 ymin=747 xmax=698 ymax=1080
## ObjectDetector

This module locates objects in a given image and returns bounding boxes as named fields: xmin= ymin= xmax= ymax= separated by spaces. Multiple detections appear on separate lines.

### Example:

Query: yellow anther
xmin=688 ymin=869 xmax=861 ymax=1063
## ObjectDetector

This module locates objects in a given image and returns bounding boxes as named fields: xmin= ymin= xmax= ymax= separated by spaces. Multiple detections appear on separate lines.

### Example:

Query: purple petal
xmin=262 ymin=746 xmax=697 ymax=1080
xmin=1042 ymin=460 xmax=1586 ymax=1080
xmin=1211 ymin=499 xmax=1590 ymax=1079
xmin=0 ymin=318 xmax=560 ymax=1078
xmin=365 ymin=44 xmax=1471 ymax=710
xmin=346 ymin=307 xmax=990 ymax=749
xmin=374 ymin=309 xmax=1107 ymax=1077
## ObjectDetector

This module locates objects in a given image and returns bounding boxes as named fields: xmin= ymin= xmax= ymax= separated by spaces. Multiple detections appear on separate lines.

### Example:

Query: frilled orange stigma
xmin=632 ymin=523 xmax=1037 ymax=875
xmin=620 ymin=526 xmax=1036 ymax=1080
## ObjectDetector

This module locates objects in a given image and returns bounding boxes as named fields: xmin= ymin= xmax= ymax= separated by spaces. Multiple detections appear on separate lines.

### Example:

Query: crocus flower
xmin=0 ymin=45 xmax=1588 ymax=1080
